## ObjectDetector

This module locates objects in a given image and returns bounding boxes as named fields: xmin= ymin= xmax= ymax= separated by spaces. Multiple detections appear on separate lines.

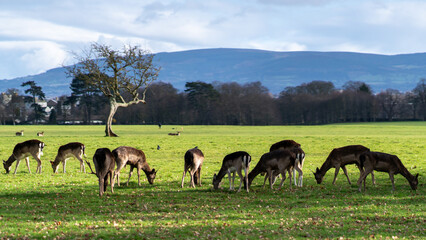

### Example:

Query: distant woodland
xmin=1 ymin=79 xmax=425 ymax=125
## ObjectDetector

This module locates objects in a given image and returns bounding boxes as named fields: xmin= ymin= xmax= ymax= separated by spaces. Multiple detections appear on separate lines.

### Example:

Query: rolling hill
xmin=1 ymin=48 xmax=426 ymax=97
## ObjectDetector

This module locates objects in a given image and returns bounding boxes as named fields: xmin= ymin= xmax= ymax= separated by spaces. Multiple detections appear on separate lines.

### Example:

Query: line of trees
xmin=1 ymin=79 xmax=425 ymax=125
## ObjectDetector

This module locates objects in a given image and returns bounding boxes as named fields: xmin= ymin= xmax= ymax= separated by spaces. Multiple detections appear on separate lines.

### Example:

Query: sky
xmin=1 ymin=0 xmax=426 ymax=79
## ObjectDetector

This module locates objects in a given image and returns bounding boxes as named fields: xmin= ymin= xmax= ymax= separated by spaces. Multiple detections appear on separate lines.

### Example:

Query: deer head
xmin=409 ymin=173 xmax=419 ymax=190
xmin=147 ymin=169 xmax=157 ymax=184
xmin=50 ymin=160 xmax=59 ymax=173
xmin=313 ymin=167 xmax=324 ymax=184
xmin=212 ymin=173 xmax=220 ymax=190
xmin=3 ymin=160 xmax=11 ymax=174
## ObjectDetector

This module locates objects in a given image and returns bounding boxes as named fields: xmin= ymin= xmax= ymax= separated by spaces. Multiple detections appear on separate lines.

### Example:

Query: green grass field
xmin=0 ymin=123 xmax=424 ymax=239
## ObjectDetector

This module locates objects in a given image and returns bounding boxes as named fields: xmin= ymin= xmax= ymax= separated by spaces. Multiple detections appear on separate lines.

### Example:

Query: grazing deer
xmin=247 ymin=149 xmax=297 ymax=190
xmin=3 ymin=139 xmax=45 ymax=174
xmin=313 ymin=145 xmax=374 ymax=185
xmin=212 ymin=151 xmax=251 ymax=192
xmin=263 ymin=148 xmax=305 ymax=188
xmin=168 ymin=131 xmax=180 ymax=136
xmin=15 ymin=130 xmax=24 ymax=136
xmin=357 ymin=151 xmax=419 ymax=192
xmin=50 ymin=142 xmax=86 ymax=173
xmin=37 ymin=131 xmax=44 ymax=137
xmin=112 ymin=146 xmax=157 ymax=187
xmin=90 ymin=148 xmax=116 ymax=197
xmin=181 ymin=147 xmax=204 ymax=188
xmin=266 ymin=140 xmax=305 ymax=187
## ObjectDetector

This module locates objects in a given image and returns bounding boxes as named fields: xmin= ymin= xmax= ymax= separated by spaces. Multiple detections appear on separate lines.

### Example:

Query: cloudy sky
xmin=1 ymin=0 xmax=426 ymax=79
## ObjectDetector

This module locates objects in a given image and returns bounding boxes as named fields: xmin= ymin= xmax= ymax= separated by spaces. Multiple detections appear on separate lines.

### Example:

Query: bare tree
xmin=377 ymin=89 xmax=401 ymax=121
xmin=66 ymin=43 xmax=160 ymax=136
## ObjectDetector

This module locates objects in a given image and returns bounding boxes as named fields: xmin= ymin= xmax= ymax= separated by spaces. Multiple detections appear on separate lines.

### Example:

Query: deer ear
xmin=415 ymin=173 xmax=419 ymax=179
xmin=50 ymin=161 xmax=54 ymax=165
xmin=316 ymin=167 xmax=319 ymax=172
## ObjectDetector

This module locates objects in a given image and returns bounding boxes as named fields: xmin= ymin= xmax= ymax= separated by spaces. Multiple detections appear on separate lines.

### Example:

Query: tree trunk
xmin=105 ymin=100 xmax=119 ymax=137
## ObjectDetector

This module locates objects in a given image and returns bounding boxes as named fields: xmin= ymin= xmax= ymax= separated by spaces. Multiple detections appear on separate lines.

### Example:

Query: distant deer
xmin=181 ymin=147 xmax=204 ymax=188
xmin=89 ymin=148 xmax=116 ymax=197
xmin=357 ymin=151 xmax=419 ymax=192
xmin=247 ymin=149 xmax=297 ymax=190
xmin=15 ymin=130 xmax=24 ymax=136
xmin=266 ymin=140 xmax=305 ymax=187
xmin=37 ymin=131 xmax=44 ymax=137
xmin=112 ymin=146 xmax=157 ymax=187
xmin=168 ymin=131 xmax=180 ymax=136
xmin=313 ymin=145 xmax=374 ymax=186
xmin=212 ymin=151 xmax=251 ymax=192
xmin=3 ymin=139 xmax=45 ymax=174
xmin=50 ymin=142 xmax=87 ymax=173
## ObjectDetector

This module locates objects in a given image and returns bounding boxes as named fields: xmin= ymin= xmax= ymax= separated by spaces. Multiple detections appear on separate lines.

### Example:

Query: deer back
xmin=93 ymin=148 xmax=115 ymax=178
xmin=269 ymin=140 xmax=301 ymax=152
xmin=184 ymin=147 xmax=204 ymax=169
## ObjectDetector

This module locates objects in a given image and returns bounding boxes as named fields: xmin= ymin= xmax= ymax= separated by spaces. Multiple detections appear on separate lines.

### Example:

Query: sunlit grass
xmin=0 ymin=123 xmax=424 ymax=239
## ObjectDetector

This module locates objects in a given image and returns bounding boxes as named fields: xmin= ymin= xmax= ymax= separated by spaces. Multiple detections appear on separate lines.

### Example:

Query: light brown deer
xmin=15 ymin=130 xmax=24 ymax=136
xmin=212 ymin=151 xmax=251 ymax=192
xmin=89 ymin=148 xmax=116 ymax=197
xmin=50 ymin=142 xmax=87 ymax=173
xmin=112 ymin=146 xmax=157 ymax=187
xmin=313 ymin=145 xmax=374 ymax=185
xmin=3 ymin=139 xmax=45 ymax=174
xmin=247 ymin=149 xmax=297 ymax=190
xmin=37 ymin=131 xmax=44 ymax=137
xmin=357 ymin=151 xmax=419 ymax=192
xmin=181 ymin=147 xmax=204 ymax=188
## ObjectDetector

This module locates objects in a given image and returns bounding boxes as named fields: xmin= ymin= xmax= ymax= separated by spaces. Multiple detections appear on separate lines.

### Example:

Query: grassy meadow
xmin=0 ymin=123 xmax=424 ymax=239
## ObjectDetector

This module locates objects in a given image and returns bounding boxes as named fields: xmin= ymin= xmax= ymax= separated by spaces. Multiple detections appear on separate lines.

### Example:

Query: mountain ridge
xmin=1 ymin=48 xmax=426 ymax=97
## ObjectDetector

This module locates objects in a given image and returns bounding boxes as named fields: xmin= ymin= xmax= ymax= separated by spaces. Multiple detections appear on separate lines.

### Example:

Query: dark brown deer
xmin=313 ymin=145 xmax=374 ymax=185
xmin=266 ymin=140 xmax=305 ymax=187
xmin=3 ymin=139 xmax=45 ymax=174
xmin=247 ymin=149 xmax=296 ymax=190
xmin=357 ymin=151 xmax=419 ymax=192
xmin=181 ymin=147 xmax=204 ymax=188
xmin=50 ymin=142 xmax=86 ymax=173
xmin=168 ymin=131 xmax=181 ymax=136
xmin=15 ymin=130 xmax=24 ymax=136
xmin=91 ymin=148 xmax=116 ymax=197
xmin=37 ymin=131 xmax=44 ymax=137
xmin=212 ymin=151 xmax=251 ymax=192
xmin=112 ymin=146 xmax=157 ymax=187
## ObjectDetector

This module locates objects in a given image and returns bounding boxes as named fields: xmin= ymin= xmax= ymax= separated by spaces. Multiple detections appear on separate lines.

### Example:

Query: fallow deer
xmin=168 ymin=132 xmax=181 ymax=136
xmin=15 ymin=130 xmax=24 ymax=136
xmin=50 ymin=142 xmax=87 ymax=173
xmin=91 ymin=148 xmax=116 ymax=197
xmin=313 ymin=145 xmax=374 ymax=186
xmin=112 ymin=146 xmax=157 ymax=187
xmin=3 ymin=139 xmax=44 ymax=174
xmin=212 ymin=151 xmax=251 ymax=192
xmin=263 ymin=147 xmax=305 ymax=188
xmin=247 ymin=149 xmax=297 ymax=190
xmin=181 ymin=147 xmax=204 ymax=188
xmin=357 ymin=151 xmax=419 ymax=192
xmin=37 ymin=131 xmax=44 ymax=137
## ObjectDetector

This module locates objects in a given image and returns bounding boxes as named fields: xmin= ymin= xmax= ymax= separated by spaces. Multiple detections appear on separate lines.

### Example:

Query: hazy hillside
xmin=1 ymin=48 xmax=426 ymax=97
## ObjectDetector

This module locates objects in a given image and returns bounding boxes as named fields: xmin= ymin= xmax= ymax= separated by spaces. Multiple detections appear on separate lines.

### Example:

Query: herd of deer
xmin=1 ymin=139 xmax=419 ymax=197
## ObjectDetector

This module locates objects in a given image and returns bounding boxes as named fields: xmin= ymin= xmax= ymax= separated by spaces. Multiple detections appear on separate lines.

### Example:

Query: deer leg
xmin=25 ymin=157 xmax=31 ymax=173
xmin=227 ymin=170 xmax=232 ymax=190
xmin=31 ymin=153 xmax=42 ymax=174
xmin=63 ymin=159 xmax=67 ymax=173
xmin=244 ymin=167 xmax=249 ymax=193
xmin=127 ymin=166 xmax=134 ymax=186
xmin=267 ymin=169 xmax=274 ymax=190
xmin=232 ymin=171 xmax=236 ymax=190
xmin=287 ymin=168 xmax=292 ymax=187
xmin=294 ymin=164 xmax=303 ymax=187
xmin=332 ymin=166 xmax=340 ymax=185
xmin=357 ymin=169 xmax=370 ymax=192
xmin=237 ymin=170 xmax=244 ymax=192
xmin=77 ymin=156 xmax=85 ymax=173
xmin=180 ymin=165 xmax=189 ymax=188
xmin=278 ymin=172 xmax=286 ymax=190
xmin=341 ymin=165 xmax=352 ymax=185
xmin=262 ymin=172 xmax=269 ymax=188
xmin=371 ymin=171 xmax=376 ymax=185
xmin=103 ymin=173 xmax=109 ymax=193
xmin=109 ymin=171 xmax=114 ymax=193
xmin=197 ymin=167 xmax=202 ymax=186
xmin=13 ymin=159 xmax=21 ymax=174
xmin=137 ymin=166 xmax=141 ymax=186
xmin=189 ymin=170 xmax=196 ymax=188
xmin=389 ymin=172 xmax=395 ymax=193
xmin=99 ymin=178 xmax=105 ymax=197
